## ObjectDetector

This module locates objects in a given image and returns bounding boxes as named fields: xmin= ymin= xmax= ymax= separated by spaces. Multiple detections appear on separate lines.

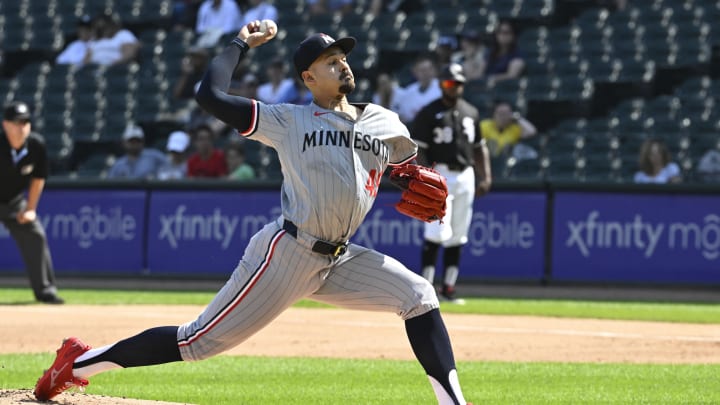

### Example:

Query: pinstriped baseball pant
xmin=178 ymin=218 xmax=439 ymax=361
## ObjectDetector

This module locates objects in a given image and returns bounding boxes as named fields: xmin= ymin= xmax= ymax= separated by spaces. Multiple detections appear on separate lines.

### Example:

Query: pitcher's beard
xmin=339 ymin=82 xmax=355 ymax=94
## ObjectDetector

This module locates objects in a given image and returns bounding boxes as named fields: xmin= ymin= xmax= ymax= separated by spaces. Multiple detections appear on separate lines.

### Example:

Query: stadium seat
xmin=545 ymin=154 xmax=578 ymax=181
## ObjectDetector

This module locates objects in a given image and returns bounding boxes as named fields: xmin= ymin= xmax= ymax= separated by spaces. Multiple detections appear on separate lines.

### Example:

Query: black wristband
xmin=231 ymin=38 xmax=250 ymax=53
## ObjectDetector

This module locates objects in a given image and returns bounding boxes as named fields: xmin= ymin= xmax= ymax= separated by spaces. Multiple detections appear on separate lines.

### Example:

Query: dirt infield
xmin=2 ymin=304 xmax=720 ymax=404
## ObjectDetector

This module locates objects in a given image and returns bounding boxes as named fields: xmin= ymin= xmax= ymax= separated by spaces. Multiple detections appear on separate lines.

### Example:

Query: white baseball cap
xmin=123 ymin=124 xmax=144 ymax=140
xmin=167 ymin=130 xmax=190 ymax=152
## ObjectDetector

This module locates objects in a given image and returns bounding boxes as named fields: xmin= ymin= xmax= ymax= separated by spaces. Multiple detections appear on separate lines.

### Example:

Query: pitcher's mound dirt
xmin=0 ymin=389 xmax=190 ymax=404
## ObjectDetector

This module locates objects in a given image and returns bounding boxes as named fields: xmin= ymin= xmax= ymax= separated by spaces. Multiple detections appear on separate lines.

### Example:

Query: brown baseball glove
xmin=389 ymin=164 xmax=448 ymax=223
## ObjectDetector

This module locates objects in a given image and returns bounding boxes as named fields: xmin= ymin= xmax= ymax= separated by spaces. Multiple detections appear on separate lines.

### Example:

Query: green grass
xmin=2 ymin=287 xmax=720 ymax=323
xmin=3 ymin=354 xmax=719 ymax=404
xmin=3 ymin=287 xmax=720 ymax=403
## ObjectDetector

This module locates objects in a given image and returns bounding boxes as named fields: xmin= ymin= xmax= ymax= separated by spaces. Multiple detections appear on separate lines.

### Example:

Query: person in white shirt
xmin=256 ymin=57 xmax=294 ymax=104
xmin=396 ymin=54 xmax=442 ymax=124
xmin=158 ymin=130 xmax=191 ymax=180
xmin=196 ymin=0 xmax=243 ymax=35
xmin=633 ymin=138 xmax=682 ymax=184
xmin=240 ymin=0 xmax=278 ymax=27
xmin=371 ymin=72 xmax=402 ymax=112
xmin=87 ymin=13 xmax=140 ymax=66
xmin=55 ymin=15 xmax=94 ymax=66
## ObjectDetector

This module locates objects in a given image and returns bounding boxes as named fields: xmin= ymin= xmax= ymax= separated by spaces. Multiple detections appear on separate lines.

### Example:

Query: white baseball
xmin=259 ymin=19 xmax=276 ymax=34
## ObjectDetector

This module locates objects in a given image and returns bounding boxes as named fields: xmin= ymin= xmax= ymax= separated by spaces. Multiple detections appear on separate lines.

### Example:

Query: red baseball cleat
xmin=34 ymin=337 xmax=91 ymax=401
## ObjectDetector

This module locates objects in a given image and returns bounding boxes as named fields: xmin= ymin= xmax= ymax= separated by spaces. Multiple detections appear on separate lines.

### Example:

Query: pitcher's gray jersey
xmin=244 ymin=101 xmax=417 ymax=242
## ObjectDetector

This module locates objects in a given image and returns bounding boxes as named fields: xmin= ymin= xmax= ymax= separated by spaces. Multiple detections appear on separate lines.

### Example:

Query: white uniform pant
xmin=177 ymin=218 xmax=439 ymax=361
xmin=424 ymin=165 xmax=475 ymax=247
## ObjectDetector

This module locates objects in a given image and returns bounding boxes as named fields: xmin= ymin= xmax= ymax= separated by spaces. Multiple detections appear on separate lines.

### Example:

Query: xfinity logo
xmin=353 ymin=210 xmax=424 ymax=249
xmin=159 ymin=205 xmax=239 ymax=249
xmin=566 ymin=211 xmax=720 ymax=260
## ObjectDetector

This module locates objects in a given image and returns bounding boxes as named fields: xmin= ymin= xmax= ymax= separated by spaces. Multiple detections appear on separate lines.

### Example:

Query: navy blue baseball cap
xmin=293 ymin=33 xmax=356 ymax=77
xmin=3 ymin=101 xmax=31 ymax=121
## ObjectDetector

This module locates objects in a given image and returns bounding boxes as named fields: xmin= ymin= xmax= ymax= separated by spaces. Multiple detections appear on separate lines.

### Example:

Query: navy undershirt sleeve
xmin=195 ymin=39 xmax=255 ymax=132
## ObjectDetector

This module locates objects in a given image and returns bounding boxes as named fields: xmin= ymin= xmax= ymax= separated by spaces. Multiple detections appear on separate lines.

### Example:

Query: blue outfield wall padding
xmin=2 ymin=182 xmax=719 ymax=285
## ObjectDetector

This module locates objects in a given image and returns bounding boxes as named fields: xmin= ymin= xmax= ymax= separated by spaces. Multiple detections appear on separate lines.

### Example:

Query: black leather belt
xmin=282 ymin=220 xmax=348 ymax=257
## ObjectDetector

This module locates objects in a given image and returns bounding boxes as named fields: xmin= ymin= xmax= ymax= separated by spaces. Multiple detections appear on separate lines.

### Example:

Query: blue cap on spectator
xmin=461 ymin=30 xmax=482 ymax=42
xmin=438 ymin=35 xmax=458 ymax=49
xmin=78 ymin=14 xmax=92 ymax=26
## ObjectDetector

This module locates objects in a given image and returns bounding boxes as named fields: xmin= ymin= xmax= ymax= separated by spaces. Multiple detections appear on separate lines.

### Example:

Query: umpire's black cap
xmin=439 ymin=63 xmax=467 ymax=83
xmin=293 ymin=33 xmax=356 ymax=77
xmin=3 ymin=101 xmax=31 ymax=122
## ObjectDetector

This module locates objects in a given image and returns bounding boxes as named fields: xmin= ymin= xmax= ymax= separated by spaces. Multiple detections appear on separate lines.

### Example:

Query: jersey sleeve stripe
xmin=389 ymin=152 xmax=417 ymax=166
xmin=238 ymin=99 xmax=259 ymax=137
xmin=177 ymin=229 xmax=286 ymax=348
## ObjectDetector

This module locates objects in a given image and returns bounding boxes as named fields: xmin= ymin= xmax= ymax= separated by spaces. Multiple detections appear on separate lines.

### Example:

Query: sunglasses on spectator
xmin=441 ymin=80 xmax=463 ymax=89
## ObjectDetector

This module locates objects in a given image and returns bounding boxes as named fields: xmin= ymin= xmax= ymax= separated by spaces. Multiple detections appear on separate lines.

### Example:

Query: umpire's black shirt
xmin=0 ymin=133 xmax=49 ymax=204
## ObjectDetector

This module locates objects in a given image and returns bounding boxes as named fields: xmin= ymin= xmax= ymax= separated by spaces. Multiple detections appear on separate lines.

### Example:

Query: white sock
xmin=444 ymin=266 xmax=459 ymax=287
xmin=428 ymin=369 xmax=466 ymax=405
xmin=422 ymin=266 xmax=436 ymax=283
xmin=72 ymin=344 xmax=123 ymax=379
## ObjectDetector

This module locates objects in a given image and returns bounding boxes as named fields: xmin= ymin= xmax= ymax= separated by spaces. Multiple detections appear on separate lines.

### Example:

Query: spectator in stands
xmin=187 ymin=124 xmax=228 ymax=178
xmin=371 ymin=72 xmax=402 ymax=111
xmin=434 ymin=35 xmax=458 ymax=66
xmin=240 ymin=0 xmax=278 ymax=27
xmin=308 ymin=0 xmax=354 ymax=15
xmin=480 ymin=100 xmax=537 ymax=158
xmin=483 ymin=20 xmax=525 ymax=87
xmin=257 ymin=57 xmax=295 ymax=104
xmin=171 ymin=0 xmax=204 ymax=31
xmin=173 ymin=47 xmax=210 ymax=100
xmin=452 ymin=30 xmax=486 ymax=81
xmin=225 ymin=142 xmax=256 ymax=181
xmin=187 ymin=106 xmax=230 ymax=138
xmin=86 ymin=12 xmax=141 ymax=66
xmin=633 ymin=138 xmax=682 ymax=184
xmin=396 ymin=54 xmax=442 ymax=124
xmin=157 ymin=130 xmax=191 ymax=180
xmin=697 ymin=149 xmax=720 ymax=183
xmin=368 ymin=0 xmax=424 ymax=16
xmin=55 ymin=15 xmax=94 ymax=67
xmin=107 ymin=124 xmax=168 ymax=179
xmin=229 ymin=72 xmax=260 ymax=98
xmin=282 ymin=75 xmax=314 ymax=105
xmin=196 ymin=0 xmax=243 ymax=36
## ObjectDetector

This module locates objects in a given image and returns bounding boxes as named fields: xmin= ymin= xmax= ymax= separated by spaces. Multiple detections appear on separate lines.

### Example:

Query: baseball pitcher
xmin=34 ymin=20 xmax=472 ymax=405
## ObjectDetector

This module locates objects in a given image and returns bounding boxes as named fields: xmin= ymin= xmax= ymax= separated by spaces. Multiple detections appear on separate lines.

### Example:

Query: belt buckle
xmin=333 ymin=243 xmax=348 ymax=257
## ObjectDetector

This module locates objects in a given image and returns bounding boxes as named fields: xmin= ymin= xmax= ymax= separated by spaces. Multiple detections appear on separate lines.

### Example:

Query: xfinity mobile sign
xmin=552 ymin=192 xmax=720 ymax=283
xmin=0 ymin=190 xmax=145 ymax=272
xmin=2 ymin=188 xmax=717 ymax=284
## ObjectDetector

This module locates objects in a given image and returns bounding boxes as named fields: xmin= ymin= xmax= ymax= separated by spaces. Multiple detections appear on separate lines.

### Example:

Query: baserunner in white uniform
xmin=34 ymin=21 xmax=471 ymax=405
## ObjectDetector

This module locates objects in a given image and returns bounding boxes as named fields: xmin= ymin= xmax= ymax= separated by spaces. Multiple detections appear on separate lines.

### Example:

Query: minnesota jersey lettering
xmin=302 ymin=130 xmax=390 ymax=159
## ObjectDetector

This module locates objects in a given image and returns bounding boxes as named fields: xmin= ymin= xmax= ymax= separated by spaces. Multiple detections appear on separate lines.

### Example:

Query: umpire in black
xmin=1 ymin=101 xmax=63 ymax=304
